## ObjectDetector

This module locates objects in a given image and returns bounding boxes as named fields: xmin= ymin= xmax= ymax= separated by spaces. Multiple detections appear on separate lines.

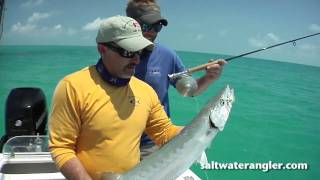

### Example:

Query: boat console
xmin=0 ymin=87 xmax=48 ymax=152
xmin=0 ymin=88 xmax=65 ymax=179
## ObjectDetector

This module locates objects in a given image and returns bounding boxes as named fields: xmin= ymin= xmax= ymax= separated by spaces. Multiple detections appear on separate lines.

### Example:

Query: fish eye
xmin=220 ymin=99 xmax=225 ymax=106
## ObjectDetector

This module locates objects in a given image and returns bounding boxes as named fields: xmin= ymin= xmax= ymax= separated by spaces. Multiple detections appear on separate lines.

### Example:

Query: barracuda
xmin=103 ymin=85 xmax=235 ymax=180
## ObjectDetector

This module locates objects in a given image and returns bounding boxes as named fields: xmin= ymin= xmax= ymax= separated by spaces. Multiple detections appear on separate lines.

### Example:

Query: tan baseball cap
xmin=96 ymin=16 xmax=153 ymax=52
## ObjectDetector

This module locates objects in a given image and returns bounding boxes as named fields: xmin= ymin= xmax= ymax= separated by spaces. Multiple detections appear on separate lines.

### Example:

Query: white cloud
xmin=10 ymin=10 xmax=78 ymax=37
xmin=54 ymin=24 xmax=62 ymax=30
xmin=267 ymin=33 xmax=280 ymax=42
xmin=309 ymin=24 xmax=320 ymax=32
xmin=66 ymin=28 xmax=77 ymax=35
xmin=249 ymin=33 xmax=280 ymax=48
xmin=11 ymin=22 xmax=36 ymax=34
xmin=21 ymin=0 xmax=44 ymax=8
xmin=11 ymin=22 xmax=77 ymax=36
xmin=44 ymin=26 xmax=77 ymax=36
xmin=82 ymin=17 xmax=107 ymax=31
xmin=27 ymin=12 xmax=51 ymax=23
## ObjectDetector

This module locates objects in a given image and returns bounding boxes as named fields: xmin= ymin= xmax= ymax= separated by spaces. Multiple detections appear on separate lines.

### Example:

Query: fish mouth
xmin=209 ymin=115 xmax=217 ymax=129
xmin=208 ymin=85 xmax=234 ymax=131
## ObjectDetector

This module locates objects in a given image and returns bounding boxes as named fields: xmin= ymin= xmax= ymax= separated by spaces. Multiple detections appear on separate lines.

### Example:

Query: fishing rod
xmin=0 ymin=0 xmax=5 ymax=40
xmin=168 ymin=32 xmax=320 ymax=80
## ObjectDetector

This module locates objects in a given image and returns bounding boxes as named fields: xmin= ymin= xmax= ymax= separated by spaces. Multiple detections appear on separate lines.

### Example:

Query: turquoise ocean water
xmin=0 ymin=46 xmax=319 ymax=180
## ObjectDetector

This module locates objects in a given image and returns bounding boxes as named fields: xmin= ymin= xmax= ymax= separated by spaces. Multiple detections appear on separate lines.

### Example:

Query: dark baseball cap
xmin=126 ymin=3 xmax=168 ymax=26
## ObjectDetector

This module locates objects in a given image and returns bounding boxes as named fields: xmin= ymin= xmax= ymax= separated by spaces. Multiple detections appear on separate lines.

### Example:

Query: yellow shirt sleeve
xmin=144 ymin=88 xmax=182 ymax=146
xmin=49 ymin=79 xmax=81 ymax=168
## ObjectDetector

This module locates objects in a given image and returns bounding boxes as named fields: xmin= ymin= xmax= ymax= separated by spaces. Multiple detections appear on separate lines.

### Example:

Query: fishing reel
xmin=175 ymin=74 xmax=198 ymax=97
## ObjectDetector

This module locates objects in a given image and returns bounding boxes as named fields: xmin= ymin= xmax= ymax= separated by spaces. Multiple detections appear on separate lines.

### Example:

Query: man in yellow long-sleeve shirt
xmin=48 ymin=15 xmax=182 ymax=180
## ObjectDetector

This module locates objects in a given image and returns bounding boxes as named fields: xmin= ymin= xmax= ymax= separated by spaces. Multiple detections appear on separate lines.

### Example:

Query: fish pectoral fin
xmin=101 ymin=172 xmax=121 ymax=180
xmin=196 ymin=151 xmax=208 ymax=166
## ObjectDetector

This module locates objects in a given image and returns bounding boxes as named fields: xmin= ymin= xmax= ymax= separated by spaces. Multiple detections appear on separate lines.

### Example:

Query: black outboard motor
xmin=0 ymin=87 xmax=48 ymax=151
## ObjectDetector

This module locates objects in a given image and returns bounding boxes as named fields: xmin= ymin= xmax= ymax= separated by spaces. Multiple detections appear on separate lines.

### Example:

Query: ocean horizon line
xmin=1 ymin=44 xmax=319 ymax=68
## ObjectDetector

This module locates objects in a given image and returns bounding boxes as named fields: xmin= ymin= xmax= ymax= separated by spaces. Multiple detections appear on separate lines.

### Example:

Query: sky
xmin=1 ymin=0 xmax=320 ymax=67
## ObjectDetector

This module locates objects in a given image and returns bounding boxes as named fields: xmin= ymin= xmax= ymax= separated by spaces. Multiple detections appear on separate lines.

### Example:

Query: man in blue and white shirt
xmin=126 ymin=0 xmax=227 ymax=157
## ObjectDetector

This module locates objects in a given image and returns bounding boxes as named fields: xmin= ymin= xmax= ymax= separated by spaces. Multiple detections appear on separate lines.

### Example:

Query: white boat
xmin=0 ymin=88 xmax=201 ymax=180
xmin=0 ymin=135 xmax=200 ymax=180
xmin=0 ymin=135 xmax=65 ymax=180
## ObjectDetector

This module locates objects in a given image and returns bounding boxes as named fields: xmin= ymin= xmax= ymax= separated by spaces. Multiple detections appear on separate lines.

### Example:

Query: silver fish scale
xmin=118 ymin=85 xmax=235 ymax=180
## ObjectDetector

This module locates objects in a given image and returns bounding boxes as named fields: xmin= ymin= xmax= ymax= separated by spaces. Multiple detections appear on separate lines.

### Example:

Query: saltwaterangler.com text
xmin=200 ymin=161 xmax=308 ymax=172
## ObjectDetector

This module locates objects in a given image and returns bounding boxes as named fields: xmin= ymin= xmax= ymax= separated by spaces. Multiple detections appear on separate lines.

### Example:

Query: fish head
xmin=209 ymin=85 xmax=234 ymax=131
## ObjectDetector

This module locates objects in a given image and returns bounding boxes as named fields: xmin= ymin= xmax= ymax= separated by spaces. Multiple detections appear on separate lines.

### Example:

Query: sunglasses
xmin=102 ymin=43 xmax=143 ymax=58
xmin=141 ymin=22 xmax=163 ymax=33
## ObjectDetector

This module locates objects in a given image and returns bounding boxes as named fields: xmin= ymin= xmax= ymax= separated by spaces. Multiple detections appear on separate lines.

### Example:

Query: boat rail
xmin=2 ymin=135 xmax=50 ymax=157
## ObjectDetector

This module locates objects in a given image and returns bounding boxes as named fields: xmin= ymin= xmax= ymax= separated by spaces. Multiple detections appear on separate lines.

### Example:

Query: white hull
xmin=0 ymin=153 xmax=65 ymax=180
